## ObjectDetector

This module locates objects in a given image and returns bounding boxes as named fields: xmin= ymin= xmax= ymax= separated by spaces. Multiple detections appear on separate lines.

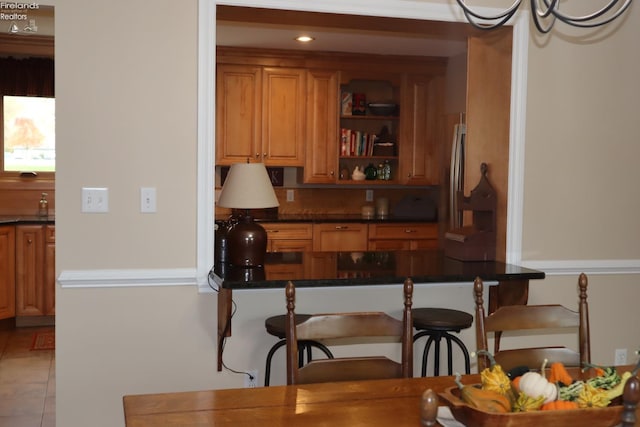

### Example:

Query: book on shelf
xmin=340 ymin=128 xmax=377 ymax=157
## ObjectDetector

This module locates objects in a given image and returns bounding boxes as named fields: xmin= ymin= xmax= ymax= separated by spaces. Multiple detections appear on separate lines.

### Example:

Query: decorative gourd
xmin=541 ymin=400 xmax=579 ymax=411
xmin=475 ymin=350 xmax=513 ymax=400
xmin=512 ymin=392 xmax=546 ymax=412
xmin=547 ymin=362 xmax=573 ymax=386
xmin=576 ymin=383 xmax=611 ymax=408
xmin=454 ymin=374 xmax=512 ymax=413
xmin=517 ymin=359 xmax=558 ymax=404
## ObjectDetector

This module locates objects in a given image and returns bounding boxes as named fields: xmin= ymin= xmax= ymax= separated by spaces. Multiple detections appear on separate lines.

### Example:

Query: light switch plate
xmin=82 ymin=187 xmax=109 ymax=213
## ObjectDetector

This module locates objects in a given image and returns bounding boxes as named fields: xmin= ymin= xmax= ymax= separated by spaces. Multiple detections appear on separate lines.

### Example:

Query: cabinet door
xmin=312 ymin=223 xmax=368 ymax=252
xmin=262 ymin=67 xmax=306 ymax=166
xmin=216 ymin=64 xmax=262 ymax=165
xmin=399 ymin=73 xmax=443 ymax=186
xmin=44 ymin=225 xmax=55 ymax=315
xmin=0 ymin=226 xmax=15 ymax=320
xmin=304 ymin=69 xmax=339 ymax=183
xmin=16 ymin=225 xmax=45 ymax=316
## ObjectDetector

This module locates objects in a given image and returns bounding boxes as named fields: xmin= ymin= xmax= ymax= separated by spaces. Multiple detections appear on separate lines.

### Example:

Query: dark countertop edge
xmin=0 ymin=217 xmax=55 ymax=225
xmin=214 ymin=269 xmax=546 ymax=290
xmin=216 ymin=215 xmax=437 ymax=224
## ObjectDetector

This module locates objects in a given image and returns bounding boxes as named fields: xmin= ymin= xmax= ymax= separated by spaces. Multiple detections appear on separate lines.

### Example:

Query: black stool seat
xmin=264 ymin=314 xmax=333 ymax=386
xmin=412 ymin=308 xmax=473 ymax=376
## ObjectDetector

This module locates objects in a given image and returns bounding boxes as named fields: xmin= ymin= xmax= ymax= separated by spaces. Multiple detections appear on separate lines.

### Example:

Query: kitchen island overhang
xmin=212 ymin=250 xmax=545 ymax=371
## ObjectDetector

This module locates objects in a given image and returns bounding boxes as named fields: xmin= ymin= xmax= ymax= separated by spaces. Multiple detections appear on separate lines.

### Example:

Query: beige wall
xmin=53 ymin=1 xmax=640 ymax=426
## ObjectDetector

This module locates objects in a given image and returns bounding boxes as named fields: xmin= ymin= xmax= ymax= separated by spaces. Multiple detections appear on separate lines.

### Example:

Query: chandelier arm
xmin=533 ymin=0 xmax=560 ymax=19
xmin=455 ymin=0 xmax=523 ymax=21
xmin=549 ymin=0 xmax=633 ymax=26
xmin=530 ymin=0 xmax=556 ymax=34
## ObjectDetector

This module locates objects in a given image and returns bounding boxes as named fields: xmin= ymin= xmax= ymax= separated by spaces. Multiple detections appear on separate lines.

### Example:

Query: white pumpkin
xmin=518 ymin=371 xmax=558 ymax=403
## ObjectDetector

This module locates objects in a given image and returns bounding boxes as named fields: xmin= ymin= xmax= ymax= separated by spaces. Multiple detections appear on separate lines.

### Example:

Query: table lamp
xmin=217 ymin=162 xmax=280 ymax=267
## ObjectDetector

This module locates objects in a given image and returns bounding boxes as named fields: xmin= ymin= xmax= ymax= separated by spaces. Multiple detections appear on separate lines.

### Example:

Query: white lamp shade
xmin=218 ymin=163 xmax=280 ymax=209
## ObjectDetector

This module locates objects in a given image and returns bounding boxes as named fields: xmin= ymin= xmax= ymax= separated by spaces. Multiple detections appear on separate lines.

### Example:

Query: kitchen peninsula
xmin=211 ymin=249 xmax=545 ymax=371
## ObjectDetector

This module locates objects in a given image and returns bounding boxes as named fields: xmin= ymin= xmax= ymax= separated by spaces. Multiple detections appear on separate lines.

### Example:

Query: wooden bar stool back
xmin=285 ymin=278 xmax=414 ymax=385
xmin=474 ymin=273 xmax=591 ymax=373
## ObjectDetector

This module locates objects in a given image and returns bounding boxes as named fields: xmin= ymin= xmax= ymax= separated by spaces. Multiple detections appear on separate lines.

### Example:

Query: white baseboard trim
xmin=521 ymin=259 xmax=640 ymax=276
xmin=58 ymin=268 xmax=198 ymax=288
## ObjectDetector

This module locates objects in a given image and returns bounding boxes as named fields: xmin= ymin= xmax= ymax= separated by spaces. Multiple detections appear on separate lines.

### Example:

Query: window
xmin=3 ymin=95 xmax=55 ymax=173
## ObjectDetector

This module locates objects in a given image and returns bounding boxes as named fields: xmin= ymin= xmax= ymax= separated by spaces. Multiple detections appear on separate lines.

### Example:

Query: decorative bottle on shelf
xmin=364 ymin=163 xmax=378 ymax=180
xmin=377 ymin=163 xmax=384 ymax=180
xmin=38 ymin=192 xmax=49 ymax=217
xmin=383 ymin=160 xmax=391 ymax=180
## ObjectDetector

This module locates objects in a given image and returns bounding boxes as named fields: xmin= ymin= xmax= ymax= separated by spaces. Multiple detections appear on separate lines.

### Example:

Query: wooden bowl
xmin=439 ymin=385 xmax=623 ymax=427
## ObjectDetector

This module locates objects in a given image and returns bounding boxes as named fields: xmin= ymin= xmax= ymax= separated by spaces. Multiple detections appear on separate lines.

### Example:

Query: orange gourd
xmin=548 ymin=362 xmax=574 ymax=386
xmin=512 ymin=376 xmax=522 ymax=393
xmin=541 ymin=400 xmax=579 ymax=411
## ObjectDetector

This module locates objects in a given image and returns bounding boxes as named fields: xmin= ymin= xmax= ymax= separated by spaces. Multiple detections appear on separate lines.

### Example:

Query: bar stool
xmin=264 ymin=314 xmax=333 ymax=386
xmin=412 ymin=307 xmax=473 ymax=376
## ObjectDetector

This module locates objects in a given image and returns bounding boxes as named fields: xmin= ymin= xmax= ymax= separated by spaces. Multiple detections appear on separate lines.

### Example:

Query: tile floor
xmin=0 ymin=324 xmax=54 ymax=427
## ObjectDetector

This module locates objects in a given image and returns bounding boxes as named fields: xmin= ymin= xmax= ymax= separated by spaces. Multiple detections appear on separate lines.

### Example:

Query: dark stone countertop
xmin=211 ymin=249 xmax=545 ymax=290
xmin=216 ymin=214 xmax=437 ymax=224
xmin=0 ymin=216 xmax=55 ymax=225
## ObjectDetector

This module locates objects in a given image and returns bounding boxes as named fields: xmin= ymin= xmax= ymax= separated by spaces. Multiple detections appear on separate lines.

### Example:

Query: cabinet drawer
xmin=312 ymin=223 xmax=368 ymax=252
xmin=368 ymin=223 xmax=437 ymax=240
xmin=262 ymin=223 xmax=313 ymax=240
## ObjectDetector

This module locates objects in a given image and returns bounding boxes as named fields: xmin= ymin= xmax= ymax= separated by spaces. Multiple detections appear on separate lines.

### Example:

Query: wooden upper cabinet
xmin=261 ymin=67 xmax=306 ymax=166
xmin=216 ymin=64 xmax=262 ymax=165
xmin=303 ymin=69 xmax=339 ymax=183
xmin=399 ymin=73 xmax=443 ymax=186
xmin=216 ymin=64 xmax=305 ymax=166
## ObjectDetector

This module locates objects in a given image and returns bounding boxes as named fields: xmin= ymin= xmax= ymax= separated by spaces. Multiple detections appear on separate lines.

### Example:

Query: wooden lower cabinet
xmin=262 ymin=222 xmax=313 ymax=253
xmin=0 ymin=226 xmax=16 ymax=320
xmin=15 ymin=224 xmax=55 ymax=317
xmin=368 ymin=223 xmax=438 ymax=251
xmin=312 ymin=223 xmax=368 ymax=252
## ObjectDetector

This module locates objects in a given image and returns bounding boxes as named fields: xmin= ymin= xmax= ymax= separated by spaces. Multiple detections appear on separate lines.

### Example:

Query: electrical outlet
xmin=286 ymin=189 xmax=294 ymax=202
xmin=140 ymin=187 xmax=157 ymax=213
xmin=365 ymin=189 xmax=373 ymax=202
xmin=244 ymin=370 xmax=259 ymax=388
xmin=615 ymin=348 xmax=627 ymax=365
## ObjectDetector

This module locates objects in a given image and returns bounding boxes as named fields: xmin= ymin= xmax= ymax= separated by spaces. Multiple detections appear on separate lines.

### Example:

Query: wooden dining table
xmin=123 ymin=365 xmax=639 ymax=426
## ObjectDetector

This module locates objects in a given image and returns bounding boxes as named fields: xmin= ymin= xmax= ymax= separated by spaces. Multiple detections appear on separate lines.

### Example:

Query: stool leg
xmin=432 ymin=333 xmax=442 ymax=377
xmin=413 ymin=331 xmax=432 ymax=377
xmin=447 ymin=333 xmax=471 ymax=375
xmin=444 ymin=335 xmax=454 ymax=376
xmin=264 ymin=339 xmax=287 ymax=387
xmin=422 ymin=336 xmax=436 ymax=377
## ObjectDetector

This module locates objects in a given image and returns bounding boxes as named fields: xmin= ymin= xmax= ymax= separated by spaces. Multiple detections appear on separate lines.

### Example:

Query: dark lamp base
xmin=227 ymin=215 xmax=268 ymax=267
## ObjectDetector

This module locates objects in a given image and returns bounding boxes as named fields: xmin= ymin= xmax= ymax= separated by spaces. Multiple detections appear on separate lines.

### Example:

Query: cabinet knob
xmin=263 ymin=152 xmax=267 ymax=158
xmin=28 ymin=239 xmax=33 ymax=244
xmin=330 ymin=171 xmax=334 ymax=176
xmin=255 ymin=153 xmax=260 ymax=159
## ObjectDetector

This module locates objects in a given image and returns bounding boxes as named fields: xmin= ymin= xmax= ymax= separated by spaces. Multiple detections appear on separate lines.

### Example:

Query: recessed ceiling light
xmin=295 ymin=36 xmax=315 ymax=43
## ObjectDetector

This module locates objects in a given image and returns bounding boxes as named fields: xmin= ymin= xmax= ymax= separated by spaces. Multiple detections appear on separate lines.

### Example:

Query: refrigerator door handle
xmin=449 ymin=123 xmax=466 ymax=229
